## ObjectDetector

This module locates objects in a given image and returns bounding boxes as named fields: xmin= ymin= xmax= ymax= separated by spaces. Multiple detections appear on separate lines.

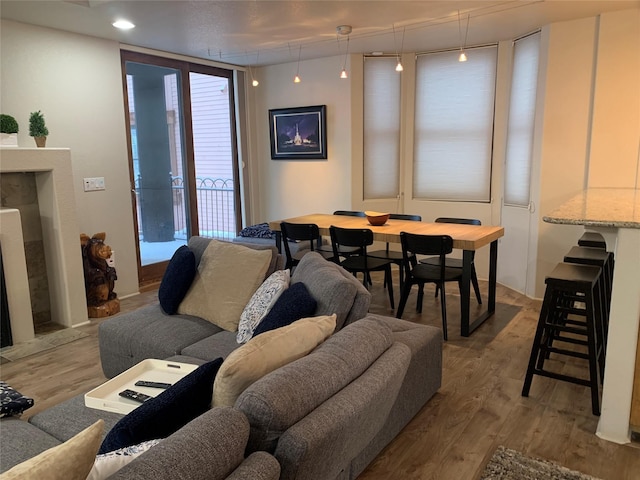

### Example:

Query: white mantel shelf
xmin=543 ymin=187 xmax=640 ymax=444
xmin=0 ymin=148 xmax=88 ymax=331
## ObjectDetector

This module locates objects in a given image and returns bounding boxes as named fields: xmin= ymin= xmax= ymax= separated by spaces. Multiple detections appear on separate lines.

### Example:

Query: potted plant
xmin=0 ymin=114 xmax=19 ymax=147
xmin=29 ymin=110 xmax=49 ymax=147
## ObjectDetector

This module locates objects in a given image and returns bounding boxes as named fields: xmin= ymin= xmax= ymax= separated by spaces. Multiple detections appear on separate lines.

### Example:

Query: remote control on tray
xmin=134 ymin=380 xmax=172 ymax=389
xmin=119 ymin=389 xmax=153 ymax=403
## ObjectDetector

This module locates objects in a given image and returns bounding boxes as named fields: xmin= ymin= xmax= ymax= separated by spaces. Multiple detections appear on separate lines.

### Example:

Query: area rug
xmin=479 ymin=446 xmax=602 ymax=480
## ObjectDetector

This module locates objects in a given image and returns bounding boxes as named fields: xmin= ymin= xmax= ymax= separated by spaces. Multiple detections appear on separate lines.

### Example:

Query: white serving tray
xmin=85 ymin=359 xmax=198 ymax=414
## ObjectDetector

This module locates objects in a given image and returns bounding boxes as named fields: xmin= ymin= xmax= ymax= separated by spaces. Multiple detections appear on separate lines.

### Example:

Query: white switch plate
xmin=83 ymin=177 xmax=105 ymax=192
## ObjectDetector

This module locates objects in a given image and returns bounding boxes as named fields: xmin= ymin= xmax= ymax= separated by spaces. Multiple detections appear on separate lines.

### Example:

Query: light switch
xmin=83 ymin=177 xmax=105 ymax=192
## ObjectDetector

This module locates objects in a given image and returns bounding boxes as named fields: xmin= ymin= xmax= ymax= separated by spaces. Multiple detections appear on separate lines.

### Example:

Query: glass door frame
xmin=120 ymin=50 xmax=242 ymax=286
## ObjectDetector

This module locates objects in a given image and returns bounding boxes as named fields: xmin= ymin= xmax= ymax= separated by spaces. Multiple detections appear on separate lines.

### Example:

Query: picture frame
xmin=269 ymin=105 xmax=327 ymax=160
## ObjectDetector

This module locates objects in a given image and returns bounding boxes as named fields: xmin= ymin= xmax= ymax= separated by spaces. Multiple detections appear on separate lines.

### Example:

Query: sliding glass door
xmin=122 ymin=51 xmax=241 ymax=285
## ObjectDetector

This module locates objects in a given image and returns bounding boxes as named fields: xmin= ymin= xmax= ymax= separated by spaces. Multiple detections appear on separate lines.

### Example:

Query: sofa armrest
xmin=226 ymin=451 xmax=281 ymax=480
xmin=109 ymin=407 xmax=249 ymax=480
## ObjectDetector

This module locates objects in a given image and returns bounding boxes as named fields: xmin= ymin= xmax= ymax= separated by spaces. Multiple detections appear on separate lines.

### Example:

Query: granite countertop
xmin=543 ymin=188 xmax=640 ymax=229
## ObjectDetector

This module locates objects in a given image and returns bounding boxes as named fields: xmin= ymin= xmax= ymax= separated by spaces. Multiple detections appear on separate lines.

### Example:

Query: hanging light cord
xmin=342 ymin=36 xmax=350 ymax=70
xmin=458 ymin=10 xmax=470 ymax=52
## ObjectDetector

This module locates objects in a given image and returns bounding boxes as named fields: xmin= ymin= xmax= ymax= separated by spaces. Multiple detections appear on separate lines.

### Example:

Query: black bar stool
xmin=578 ymin=231 xmax=607 ymax=249
xmin=522 ymin=262 xmax=604 ymax=416
xmin=563 ymin=246 xmax=614 ymax=346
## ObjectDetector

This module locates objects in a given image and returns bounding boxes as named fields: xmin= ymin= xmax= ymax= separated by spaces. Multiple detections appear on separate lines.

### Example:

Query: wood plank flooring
xmin=1 ymin=274 xmax=638 ymax=479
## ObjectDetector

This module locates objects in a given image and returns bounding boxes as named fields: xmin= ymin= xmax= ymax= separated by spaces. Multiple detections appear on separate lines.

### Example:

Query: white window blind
xmin=414 ymin=46 xmax=497 ymax=201
xmin=363 ymin=56 xmax=401 ymax=199
xmin=504 ymin=32 xmax=541 ymax=206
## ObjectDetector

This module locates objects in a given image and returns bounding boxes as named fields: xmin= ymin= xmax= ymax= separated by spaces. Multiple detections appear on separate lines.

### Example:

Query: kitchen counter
xmin=544 ymin=188 xmax=640 ymax=444
xmin=543 ymin=188 xmax=640 ymax=228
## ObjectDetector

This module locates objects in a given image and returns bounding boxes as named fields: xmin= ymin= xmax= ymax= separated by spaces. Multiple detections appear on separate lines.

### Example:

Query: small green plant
xmin=29 ymin=110 xmax=49 ymax=137
xmin=0 ymin=114 xmax=19 ymax=134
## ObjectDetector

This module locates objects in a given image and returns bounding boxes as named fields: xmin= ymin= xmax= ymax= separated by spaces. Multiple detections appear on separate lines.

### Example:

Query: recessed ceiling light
xmin=112 ymin=20 xmax=135 ymax=30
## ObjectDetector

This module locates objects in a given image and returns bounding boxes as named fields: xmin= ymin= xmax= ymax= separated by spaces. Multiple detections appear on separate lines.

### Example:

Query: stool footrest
xmin=532 ymin=368 xmax=591 ymax=387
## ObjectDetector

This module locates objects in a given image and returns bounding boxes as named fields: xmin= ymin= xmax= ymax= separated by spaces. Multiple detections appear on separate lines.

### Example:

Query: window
xmin=413 ymin=46 xmax=497 ymax=202
xmin=363 ymin=56 xmax=401 ymax=199
xmin=504 ymin=32 xmax=541 ymax=207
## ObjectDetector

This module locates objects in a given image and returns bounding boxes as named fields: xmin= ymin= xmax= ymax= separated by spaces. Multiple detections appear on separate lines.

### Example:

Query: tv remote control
xmin=119 ymin=389 xmax=153 ymax=403
xmin=134 ymin=380 xmax=172 ymax=389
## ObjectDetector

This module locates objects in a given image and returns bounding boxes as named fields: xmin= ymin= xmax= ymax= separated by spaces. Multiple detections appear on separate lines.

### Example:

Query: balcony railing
xmin=135 ymin=175 xmax=236 ymax=242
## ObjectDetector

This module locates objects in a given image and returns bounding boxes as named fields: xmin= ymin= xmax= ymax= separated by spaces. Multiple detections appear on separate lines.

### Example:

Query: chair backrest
xmin=435 ymin=217 xmax=481 ymax=226
xmin=390 ymin=213 xmax=422 ymax=222
xmin=330 ymin=226 xmax=373 ymax=256
xmin=400 ymin=232 xmax=453 ymax=259
xmin=333 ymin=210 xmax=366 ymax=217
xmin=281 ymin=222 xmax=322 ymax=268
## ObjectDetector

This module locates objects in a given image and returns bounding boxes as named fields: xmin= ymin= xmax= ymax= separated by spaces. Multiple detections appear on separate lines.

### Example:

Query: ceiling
xmin=1 ymin=0 xmax=638 ymax=67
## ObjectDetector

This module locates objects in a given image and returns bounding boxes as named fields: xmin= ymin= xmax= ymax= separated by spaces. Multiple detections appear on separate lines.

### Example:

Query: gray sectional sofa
xmin=1 ymin=237 xmax=443 ymax=479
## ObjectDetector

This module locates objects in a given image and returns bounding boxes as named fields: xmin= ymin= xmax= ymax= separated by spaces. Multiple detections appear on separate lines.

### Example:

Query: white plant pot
xmin=0 ymin=133 xmax=18 ymax=147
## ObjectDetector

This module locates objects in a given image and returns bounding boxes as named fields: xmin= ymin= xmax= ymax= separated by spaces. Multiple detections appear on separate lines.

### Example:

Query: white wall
xmin=249 ymin=56 xmax=352 ymax=223
xmin=0 ymin=20 xmax=139 ymax=296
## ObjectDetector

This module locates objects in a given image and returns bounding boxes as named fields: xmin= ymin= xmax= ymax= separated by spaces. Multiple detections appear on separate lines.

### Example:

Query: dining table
xmin=269 ymin=213 xmax=505 ymax=337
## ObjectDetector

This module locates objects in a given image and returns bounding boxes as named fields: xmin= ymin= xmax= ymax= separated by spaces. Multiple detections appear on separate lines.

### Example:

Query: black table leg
xmin=461 ymin=239 xmax=498 ymax=336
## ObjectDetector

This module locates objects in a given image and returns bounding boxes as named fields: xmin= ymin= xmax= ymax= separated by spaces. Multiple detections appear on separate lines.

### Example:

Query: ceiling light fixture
xmin=112 ymin=19 xmax=135 ymax=30
xmin=249 ymin=51 xmax=260 ymax=87
xmin=337 ymin=25 xmax=351 ymax=79
xmin=393 ymin=24 xmax=405 ymax=72
xmin=458 ymin=10 xmax=470 ymax=62
xmin=294 ymin=44 xmax=302 ymax=83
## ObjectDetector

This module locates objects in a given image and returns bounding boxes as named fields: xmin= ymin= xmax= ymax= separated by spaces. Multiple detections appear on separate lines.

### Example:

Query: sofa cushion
xmin=0 ymin=417 xmax=62 ymax=473
xmin=98 ymin=305 xmax=222 ymax=378
xmin=291 ymin=252 xmax=370 ymax=330
xmin=99 ymin=358 xmax=223 ymax=454
xmin=0 ymin=381 xmax=34 ymax=417
xmin=2 ymin=420 xmax=103 ymax=480
xmin=180 ymin=330 xmax=243 ymax=361
xmin=178 ymin=240 xmax=272 ymax=331
xmin=213 ymin=315 xmax=336 ymax=408
xmin=29 ymin=394 xmax=124 ymax=443
xmin=251 ymin=282 xmax=317 ymax=338
xmin=158 ymin=246 xmax=196 ymax=315
xmin=236 ymin=316 xmax=393 ymax=453
xmin=237 ymin=269 xmax=290 ymax=343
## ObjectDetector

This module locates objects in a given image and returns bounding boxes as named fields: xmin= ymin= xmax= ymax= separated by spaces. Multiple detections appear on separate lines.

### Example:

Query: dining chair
xmin=329 ymin=225 xmax=395 ymax=309
xmin=318 ymin=210 xmax=366 ymax=258
xmin=420 ymin=217 xmax=483 ymax=305
xmin=280 ymin=222 xmax=334 ymax=271
xmin=369 ymin=213 xmax=422 ymax=290
xmin=396 ymin=232 xmax=463 ymax=341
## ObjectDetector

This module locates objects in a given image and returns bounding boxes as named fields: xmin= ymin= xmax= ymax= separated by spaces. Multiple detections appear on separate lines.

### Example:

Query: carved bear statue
xmin=80 ymin=232 xmax=119 ymax=317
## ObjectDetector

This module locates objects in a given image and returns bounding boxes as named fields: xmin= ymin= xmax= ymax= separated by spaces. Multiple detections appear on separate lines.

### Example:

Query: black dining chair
xmin=396 ymin=232 xmax=463 ymax=340
xmin=329 ymin=225 xmax=395 ymax=309
xmin=369 ymin=213 xmax=422 ymax=290
xmin=280 ymin=222 xmax=334 ymax=271
xmin=318 ymin=210 xmax=366 ymax=259
xmin=420 ymin=217 xmax=483 ymax=305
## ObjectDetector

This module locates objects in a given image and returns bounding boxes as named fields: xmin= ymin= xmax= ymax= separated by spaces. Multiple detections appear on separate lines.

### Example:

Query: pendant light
xmin=340 ymin=35 xmax=350 ymax=79
xmin=294 ymin=45 xmax=302 ymax=83
xmin=458 ymin=10 xmax=470 ymax=62
xmin=393 ymin=25 xmax=405 ymax=72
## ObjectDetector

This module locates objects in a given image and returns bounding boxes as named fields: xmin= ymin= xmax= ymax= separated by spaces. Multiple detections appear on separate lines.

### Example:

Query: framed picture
xmin=269 ymin=105 xmax=327 ymax=160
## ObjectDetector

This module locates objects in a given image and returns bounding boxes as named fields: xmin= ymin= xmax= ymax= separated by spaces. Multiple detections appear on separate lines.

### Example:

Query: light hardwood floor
xmin=1 ymin=275 xmax=638 ymax=479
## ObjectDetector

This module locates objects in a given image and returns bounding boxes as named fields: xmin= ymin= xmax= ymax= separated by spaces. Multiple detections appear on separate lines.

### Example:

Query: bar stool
xmin=578 ymin=231 xmax=607 ymax=249
xmin=522 ymin=262 xmax=604 ymax=416
xmin=563 ymin=246 xmax=614 ymax=345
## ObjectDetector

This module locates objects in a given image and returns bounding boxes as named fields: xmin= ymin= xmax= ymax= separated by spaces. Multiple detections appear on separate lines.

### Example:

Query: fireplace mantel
xmin=0 ymin=148 xmax=87 ymax=333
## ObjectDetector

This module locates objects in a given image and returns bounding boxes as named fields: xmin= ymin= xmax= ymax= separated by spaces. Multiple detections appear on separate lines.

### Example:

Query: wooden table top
xmin=270 ymin=213 xmax=504 ymax=251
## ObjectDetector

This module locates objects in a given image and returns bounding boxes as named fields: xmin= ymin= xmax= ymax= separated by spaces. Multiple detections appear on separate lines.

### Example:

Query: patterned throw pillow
xmin=0 ymin=381 xmax=34 ymax=417
xmin=87 ymin=439 xmax=161 ymax=480
xmin=237 ymin=269 xmax=290 ymax=343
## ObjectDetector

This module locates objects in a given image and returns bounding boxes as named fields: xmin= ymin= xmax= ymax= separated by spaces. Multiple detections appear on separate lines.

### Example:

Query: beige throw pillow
xmin=212 ymin=314 xmax=337 ymax=407
xmin=1 ymin=419 xmax=103 ymax=480
xmin=177 ymin=240 xmax=272 ymax=331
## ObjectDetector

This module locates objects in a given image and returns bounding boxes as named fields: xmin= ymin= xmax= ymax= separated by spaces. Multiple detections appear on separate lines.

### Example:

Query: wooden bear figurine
xmin=80 ymin=232 xmax=120 ymax=317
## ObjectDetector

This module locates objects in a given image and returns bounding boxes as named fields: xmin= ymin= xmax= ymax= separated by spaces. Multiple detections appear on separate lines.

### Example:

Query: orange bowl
xmin=365 ymin=211 xmax=390 ymax=226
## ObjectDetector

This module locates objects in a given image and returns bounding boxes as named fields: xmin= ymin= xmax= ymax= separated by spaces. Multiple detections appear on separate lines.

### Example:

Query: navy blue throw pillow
xmin=252 ymin=282 xmax=317 ymax=338
xmin=99 ymin=358 xmax=223 ymax=454
xmin=158 ymin=245 xmax=196 ymax=314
